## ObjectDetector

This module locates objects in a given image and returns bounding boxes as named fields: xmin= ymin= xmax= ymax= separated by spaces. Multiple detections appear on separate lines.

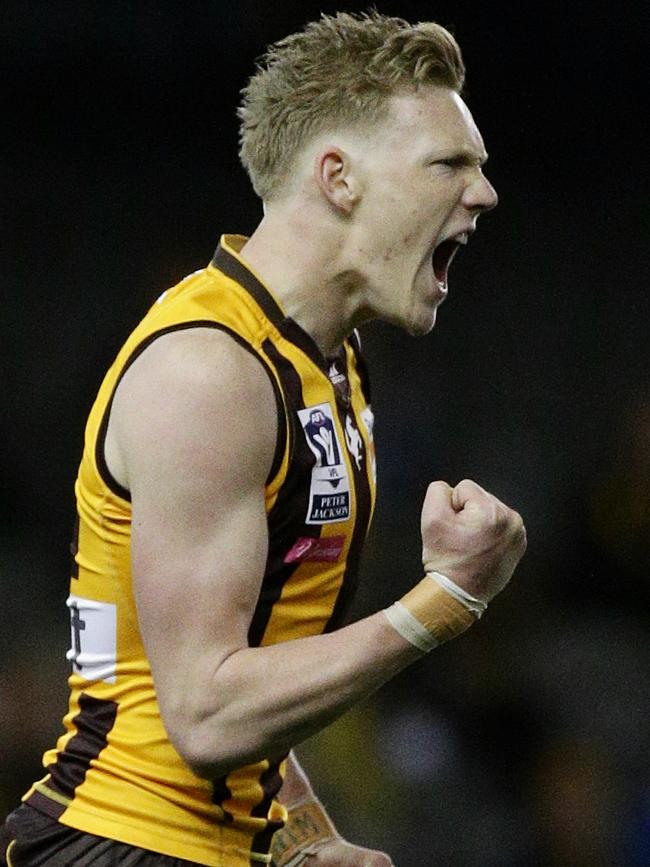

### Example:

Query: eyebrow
xmin=427 ymin=149 xmax=489 ymax=167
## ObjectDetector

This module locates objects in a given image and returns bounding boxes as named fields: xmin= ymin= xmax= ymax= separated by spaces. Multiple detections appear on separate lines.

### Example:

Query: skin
xmin=105 ymin=84 xmax=523 ymax=865
xmin=241 ymin=86 xmax=498 ymax=355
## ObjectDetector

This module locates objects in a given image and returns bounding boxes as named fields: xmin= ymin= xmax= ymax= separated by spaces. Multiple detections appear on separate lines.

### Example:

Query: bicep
xmin=131 ymin=480 xmax=268 ymax=687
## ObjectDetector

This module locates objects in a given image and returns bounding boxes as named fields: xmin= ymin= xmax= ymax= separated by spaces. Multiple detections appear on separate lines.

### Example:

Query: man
xmin=1 ymin=11 xmax=525 ymax=867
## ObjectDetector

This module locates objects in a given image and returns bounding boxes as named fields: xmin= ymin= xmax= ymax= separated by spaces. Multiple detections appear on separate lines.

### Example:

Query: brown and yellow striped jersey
xmin=23 ymin=235 xmax=377 ymax=866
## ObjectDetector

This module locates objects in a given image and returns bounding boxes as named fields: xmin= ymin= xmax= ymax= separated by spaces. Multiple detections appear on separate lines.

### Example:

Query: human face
xmin=351 ymin=87 xmax=498 ymax=335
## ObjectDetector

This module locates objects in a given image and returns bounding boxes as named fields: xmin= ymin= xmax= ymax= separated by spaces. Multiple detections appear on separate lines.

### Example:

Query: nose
xmin=462 ymin=170 xmax=498 ymax=213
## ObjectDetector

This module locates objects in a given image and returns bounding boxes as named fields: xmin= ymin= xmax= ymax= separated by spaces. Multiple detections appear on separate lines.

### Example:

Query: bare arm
xmin=109 ymin=328 xmax=525 ymax=781
xmin=108 ymin=329 xmax=420 ymax=779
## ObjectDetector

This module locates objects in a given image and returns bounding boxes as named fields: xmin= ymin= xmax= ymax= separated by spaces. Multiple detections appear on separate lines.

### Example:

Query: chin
xmin=405 ymin=306 xmax=438 ymax=337
xmin=377 ymin=288 xmax=439 ymax=335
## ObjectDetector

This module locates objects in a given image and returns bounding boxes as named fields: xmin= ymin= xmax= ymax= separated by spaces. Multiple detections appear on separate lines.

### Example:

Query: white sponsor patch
xmin=298 ymin=402 xmax=351 ymax=524
xmin=66 ymin=595 xmax=118 ymax=684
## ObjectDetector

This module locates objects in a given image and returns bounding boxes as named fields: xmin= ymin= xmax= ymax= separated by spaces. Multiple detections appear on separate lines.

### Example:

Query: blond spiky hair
xmin=238 ymin=11 xmax=465 ymax=200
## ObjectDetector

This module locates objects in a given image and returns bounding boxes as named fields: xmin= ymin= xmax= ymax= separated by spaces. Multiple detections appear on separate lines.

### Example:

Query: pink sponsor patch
xmin=283 ymin=535 xmax=345 ymax=564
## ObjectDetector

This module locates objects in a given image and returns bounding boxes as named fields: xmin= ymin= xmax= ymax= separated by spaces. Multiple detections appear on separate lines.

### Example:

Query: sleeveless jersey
xmin=23 ymin=235 xmax=377 ymax=866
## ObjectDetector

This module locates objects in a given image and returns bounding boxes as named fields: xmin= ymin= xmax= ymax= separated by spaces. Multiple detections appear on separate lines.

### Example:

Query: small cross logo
xmin=69 ymin=601 xmax=86 ymax=670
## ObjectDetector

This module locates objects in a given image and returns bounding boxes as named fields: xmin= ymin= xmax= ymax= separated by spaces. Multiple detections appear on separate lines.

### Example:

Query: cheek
xmin=392 ymin=217 xmax=428 ymax=259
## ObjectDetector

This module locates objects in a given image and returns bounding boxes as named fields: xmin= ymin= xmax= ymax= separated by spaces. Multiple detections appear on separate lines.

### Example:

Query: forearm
xmin=182 ymin=611 xmax=420 ymax=778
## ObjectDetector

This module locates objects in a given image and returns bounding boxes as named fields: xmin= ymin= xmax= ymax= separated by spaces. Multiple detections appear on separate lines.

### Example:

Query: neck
xmin=239 ymin=210 xmax=370 ymax=358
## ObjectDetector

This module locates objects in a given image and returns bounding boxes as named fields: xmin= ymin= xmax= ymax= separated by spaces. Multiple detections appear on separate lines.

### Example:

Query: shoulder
xmin=127 ymin=325 xmax=270 ymax=389
xmin=110 ymin=327 xmax=278 ymax=490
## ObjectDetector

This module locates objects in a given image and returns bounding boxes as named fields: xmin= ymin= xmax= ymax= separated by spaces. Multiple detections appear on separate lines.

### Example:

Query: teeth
xmin=455 ymin=232 xmax=469 ymax=245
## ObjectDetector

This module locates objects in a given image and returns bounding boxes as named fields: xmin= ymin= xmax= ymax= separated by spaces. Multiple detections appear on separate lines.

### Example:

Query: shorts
xmin=0 ymin=804 xmax=197 ymax=866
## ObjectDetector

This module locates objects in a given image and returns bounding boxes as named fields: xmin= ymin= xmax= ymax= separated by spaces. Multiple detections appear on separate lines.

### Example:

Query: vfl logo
xmin=298 ymin=403 xmax=351 ymax=524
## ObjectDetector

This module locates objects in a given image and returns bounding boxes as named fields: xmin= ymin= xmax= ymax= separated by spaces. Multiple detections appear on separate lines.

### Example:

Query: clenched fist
xmin=421 ymin=479 xmax=526 ymax=603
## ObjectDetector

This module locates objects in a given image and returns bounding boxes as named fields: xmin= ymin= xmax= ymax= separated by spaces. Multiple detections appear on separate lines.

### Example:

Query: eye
xmin=429 ymin=158 xmax=461 ymax=171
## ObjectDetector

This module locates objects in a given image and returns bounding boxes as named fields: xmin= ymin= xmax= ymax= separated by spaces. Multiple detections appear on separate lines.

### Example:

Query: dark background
xmin=2 ymin=2 xmax=648 ymax=864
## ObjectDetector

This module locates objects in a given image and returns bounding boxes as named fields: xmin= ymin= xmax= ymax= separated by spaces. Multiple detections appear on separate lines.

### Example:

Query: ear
xmin=314 ymin=146 xmax=361 ymax=214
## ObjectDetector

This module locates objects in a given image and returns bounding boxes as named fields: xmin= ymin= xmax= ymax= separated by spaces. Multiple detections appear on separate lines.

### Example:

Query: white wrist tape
xmin=427 ymin=571 xmax=487 ymax=619
xmin=384 ymin=602 xmax=439 ymax=653
xmin=384 ymin=571 xmax=481 ymax=652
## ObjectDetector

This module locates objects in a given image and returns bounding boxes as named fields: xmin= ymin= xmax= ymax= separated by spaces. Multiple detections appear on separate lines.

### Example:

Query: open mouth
xmin=432 ymin=239 xmax=462 ymax=286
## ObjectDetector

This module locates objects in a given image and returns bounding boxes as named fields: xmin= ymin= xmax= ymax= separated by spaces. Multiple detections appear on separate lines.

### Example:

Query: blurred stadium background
xmin=2 ymin=1 xmax=648 ymax=864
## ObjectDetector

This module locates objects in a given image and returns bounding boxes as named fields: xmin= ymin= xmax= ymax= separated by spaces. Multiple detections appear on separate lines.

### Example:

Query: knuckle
xmin=509 ymin=508 xmax=522 ymax=525
xmin=509 ymin=510 xmax=526 ymax=538
xmin=474 ymin=499 xmax=501 ymax=528
xmin=478 ymin=501 xmax=496 ymax=524
xmin=518 ymin=525 xmax=528 ymax=551
xmin=493 ymin=504 xmax=510 ymax=530
xmin=462 ymin=477 xmax=489 ymax=497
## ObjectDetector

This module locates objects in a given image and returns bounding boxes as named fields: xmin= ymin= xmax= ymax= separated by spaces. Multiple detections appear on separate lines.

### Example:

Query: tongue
xmin=433 ymin=258 xmax=447 ymax=283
